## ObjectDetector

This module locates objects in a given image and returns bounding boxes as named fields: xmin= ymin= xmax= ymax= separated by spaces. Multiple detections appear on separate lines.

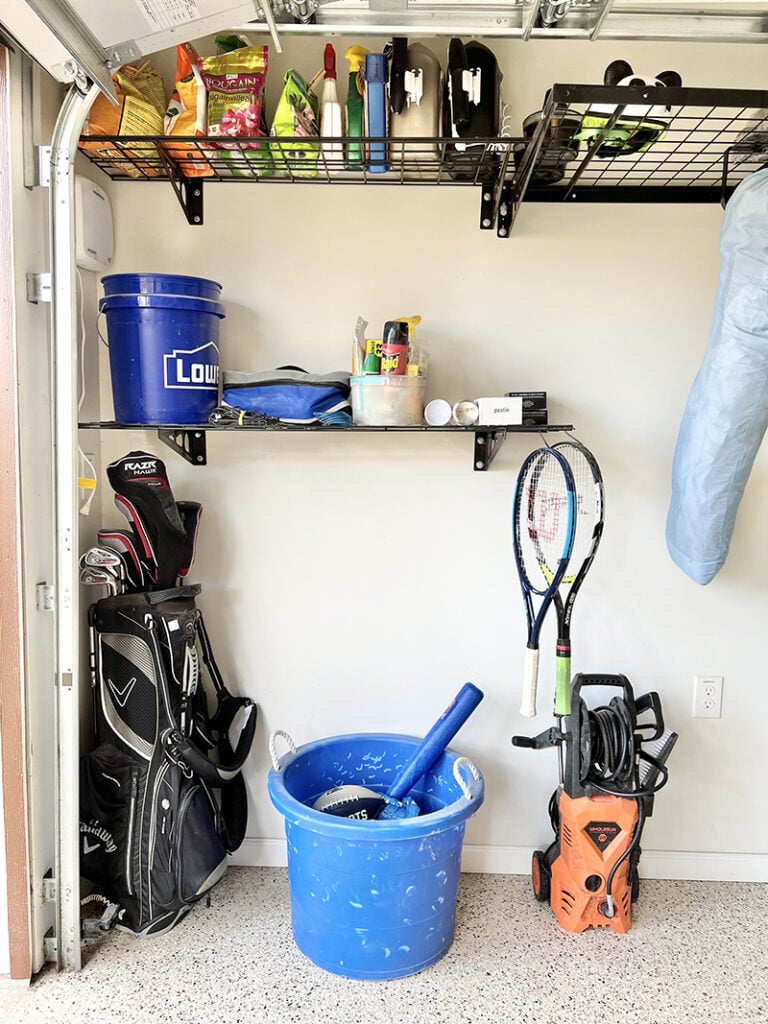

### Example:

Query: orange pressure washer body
xmin=536 ymin=790 xmax=639 ymax=934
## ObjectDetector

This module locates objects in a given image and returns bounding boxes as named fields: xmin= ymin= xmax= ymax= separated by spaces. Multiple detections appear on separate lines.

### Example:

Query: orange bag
xmin=162 ymin=43 xmax=212 ymax=178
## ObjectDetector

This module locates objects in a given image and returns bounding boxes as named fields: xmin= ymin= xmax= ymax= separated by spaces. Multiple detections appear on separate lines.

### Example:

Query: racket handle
xmin=520 ymin=645 xmax=540 ymax=718
xmin=554 ymin=650 xmax=572 ymax=717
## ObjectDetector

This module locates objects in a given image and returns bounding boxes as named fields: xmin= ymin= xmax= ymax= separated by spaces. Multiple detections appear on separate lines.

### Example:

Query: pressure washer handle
xmin=511 ymin=727 xmax=562 ymax=750
xmin=571 ymin=673 xmax=634 ymax=708
xmin=634 ymin=690 xmax=665 ymax=742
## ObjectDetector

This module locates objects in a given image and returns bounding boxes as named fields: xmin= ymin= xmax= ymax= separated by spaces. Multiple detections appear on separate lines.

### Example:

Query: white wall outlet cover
xmin=75 ymin=175 xmax=114 ymax=272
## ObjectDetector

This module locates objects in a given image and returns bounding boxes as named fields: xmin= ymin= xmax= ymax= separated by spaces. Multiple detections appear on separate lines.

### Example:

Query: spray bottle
xmin=320 ymin=43 xmax=343 ymax=165
xmin=364 ymin=52 xmax=389 ymax=173
xmin=344 ymin=45 xmax=368 ymax=170
xmin=396 ymin=315 xmax=425 ymax=375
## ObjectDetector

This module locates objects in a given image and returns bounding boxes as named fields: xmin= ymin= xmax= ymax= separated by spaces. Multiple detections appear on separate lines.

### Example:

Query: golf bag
xmin=80 ymin=583 xmax=256 ymax=936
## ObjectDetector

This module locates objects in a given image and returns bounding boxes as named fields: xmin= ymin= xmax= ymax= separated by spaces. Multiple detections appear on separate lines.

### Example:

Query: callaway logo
xmin=123 ymin=460 xmax=157 ymax=474
xmin=80 ymin=821 xmax=117 ymax=854
xmin=107 ymin=676 xmax=137 ymax=708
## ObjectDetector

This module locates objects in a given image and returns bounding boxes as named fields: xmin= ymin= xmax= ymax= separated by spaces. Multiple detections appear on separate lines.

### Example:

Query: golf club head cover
xmin=176 ymin=501 xmax=203 ymax=583
xmin=107 ymin=451 xmax=186 ymax=589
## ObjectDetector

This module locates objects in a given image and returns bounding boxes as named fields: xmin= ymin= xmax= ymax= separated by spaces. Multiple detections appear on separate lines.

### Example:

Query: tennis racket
xmin=551 ymin=441 xmax=605 ymax=717
xmin=513 ymin=447 xmax=577 ymax=718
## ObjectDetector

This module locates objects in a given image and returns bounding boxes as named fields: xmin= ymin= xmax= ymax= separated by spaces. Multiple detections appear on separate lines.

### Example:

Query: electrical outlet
xmin=693 ymin=675 xmax=723 ymax=718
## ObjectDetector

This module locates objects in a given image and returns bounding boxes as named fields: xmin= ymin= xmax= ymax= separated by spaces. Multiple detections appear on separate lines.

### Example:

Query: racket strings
xmin=517 ymin=452 xmax=574 ymax=591
xmin=558 ymin=444 xmax=602 ymax=584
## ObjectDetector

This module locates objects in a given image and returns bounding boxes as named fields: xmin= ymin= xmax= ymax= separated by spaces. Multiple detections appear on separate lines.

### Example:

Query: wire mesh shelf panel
xmin=519 ymin=85 xmax=768 ymax=205
xmin=77 ymin=135 xmax=516 ymax=187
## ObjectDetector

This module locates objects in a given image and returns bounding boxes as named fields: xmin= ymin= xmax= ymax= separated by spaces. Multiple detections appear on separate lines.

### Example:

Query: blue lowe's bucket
xmin=99 ymin=274 xmax=225 ymax=425
xmin=268 ymin=732 xmax=484 ymax=981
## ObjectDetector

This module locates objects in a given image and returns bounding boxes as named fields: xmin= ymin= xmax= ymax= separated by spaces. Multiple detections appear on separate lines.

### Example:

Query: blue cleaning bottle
xmin=364 ymin=52 xmax=389 ymax=173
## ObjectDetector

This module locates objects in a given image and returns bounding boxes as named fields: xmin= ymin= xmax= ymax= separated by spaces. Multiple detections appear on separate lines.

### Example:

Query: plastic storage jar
xmin=350 ymin=376 xmax=426 ymax=426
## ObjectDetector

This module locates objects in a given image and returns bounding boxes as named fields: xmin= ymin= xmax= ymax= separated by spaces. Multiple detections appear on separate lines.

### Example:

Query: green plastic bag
xmin=270 ymin=70 xmax=320 ymax=178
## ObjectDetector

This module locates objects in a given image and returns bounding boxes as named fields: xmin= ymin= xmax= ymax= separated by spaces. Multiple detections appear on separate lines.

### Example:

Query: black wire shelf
xmin=76 ymin=85 xmax=768 ymax=235
xmin=78 ymin=421 xmax=575 ymax=471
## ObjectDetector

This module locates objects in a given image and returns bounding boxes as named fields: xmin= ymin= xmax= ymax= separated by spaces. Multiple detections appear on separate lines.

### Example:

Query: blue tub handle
xmin=453 ymin=756 xmax=481 ymax=800
xmin=269 ymin=729 xmax=297 ymax=771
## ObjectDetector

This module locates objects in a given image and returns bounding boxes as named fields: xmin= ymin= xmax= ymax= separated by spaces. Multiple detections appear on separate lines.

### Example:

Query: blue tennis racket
xmin=513 ymin=447 xmax=577 ymax=718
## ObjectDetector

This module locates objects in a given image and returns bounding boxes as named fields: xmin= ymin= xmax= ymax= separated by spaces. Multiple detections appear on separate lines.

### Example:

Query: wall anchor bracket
xmin=480 ymin=180 xmax=496 ymax=230
xmin=474 ymin=429 xmax=506 ymax=471
xmin=158 ymin=146 xmax=204 ymax=226
xmin=157 ymin=429 xmax=207 ymax=465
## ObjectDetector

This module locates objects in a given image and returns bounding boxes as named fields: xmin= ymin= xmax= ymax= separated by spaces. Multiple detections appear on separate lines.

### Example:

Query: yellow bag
xmin=81 ymin=61 xmax=166 ymax=179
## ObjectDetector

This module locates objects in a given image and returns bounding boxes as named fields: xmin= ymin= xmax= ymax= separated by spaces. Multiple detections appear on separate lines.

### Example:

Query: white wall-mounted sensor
xmin=75 ymin=175 xmax=114 ymax=272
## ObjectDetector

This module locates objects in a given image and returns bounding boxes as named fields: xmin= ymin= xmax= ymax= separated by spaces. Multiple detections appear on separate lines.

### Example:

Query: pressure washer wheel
xmin=630 ymin=864 xmax=641 ymax=903
xmin=532 ymin=850 xmax=551 ymax=903
xmin=629 ymin=847 xmax=642 ymax=903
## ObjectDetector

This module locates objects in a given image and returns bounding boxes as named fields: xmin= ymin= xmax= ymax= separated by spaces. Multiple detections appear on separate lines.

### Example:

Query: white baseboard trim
xmin=230 ymin=839 xmax=287 ymax=868
xmin=230 ymin=839 xmax=768 ymax=883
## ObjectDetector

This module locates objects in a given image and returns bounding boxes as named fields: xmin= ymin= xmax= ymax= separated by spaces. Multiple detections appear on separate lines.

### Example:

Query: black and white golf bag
xmin=80 ymin=584 xmax=256 ymax=937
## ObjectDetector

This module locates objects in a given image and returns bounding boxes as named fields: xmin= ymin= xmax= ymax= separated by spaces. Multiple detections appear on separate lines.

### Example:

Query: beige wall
xmin=83 ymin=36 xmax=768 ymax=878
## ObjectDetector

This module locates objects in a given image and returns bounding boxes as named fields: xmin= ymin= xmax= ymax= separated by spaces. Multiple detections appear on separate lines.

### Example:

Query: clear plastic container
xmin=350 ymin=376 xmax=426 ymax=426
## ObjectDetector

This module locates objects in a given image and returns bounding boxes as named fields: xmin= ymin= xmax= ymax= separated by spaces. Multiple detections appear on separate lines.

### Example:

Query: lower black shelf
xmin=78 ymin=421 xmax=575 ymax=472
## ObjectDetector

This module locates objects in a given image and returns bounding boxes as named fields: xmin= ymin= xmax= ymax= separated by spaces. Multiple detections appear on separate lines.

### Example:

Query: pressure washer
xmin=513 ymin=673 xmax=677 ymax=933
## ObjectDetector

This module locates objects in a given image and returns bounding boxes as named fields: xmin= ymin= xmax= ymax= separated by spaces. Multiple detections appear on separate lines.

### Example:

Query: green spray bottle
xmin=344 ymin=45 xmax=368 ymax=170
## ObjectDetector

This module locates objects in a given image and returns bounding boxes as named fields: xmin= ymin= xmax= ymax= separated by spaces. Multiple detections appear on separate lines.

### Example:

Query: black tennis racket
xmin=513 ymin=447 xmax=577 ymax=718
xmin=551 ymin=440 xmax=605 ymax=717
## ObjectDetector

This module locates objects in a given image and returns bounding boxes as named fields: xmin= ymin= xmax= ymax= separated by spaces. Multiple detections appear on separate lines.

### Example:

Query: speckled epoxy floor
xmin=1 ymin=868 xmax=766 ymax=1024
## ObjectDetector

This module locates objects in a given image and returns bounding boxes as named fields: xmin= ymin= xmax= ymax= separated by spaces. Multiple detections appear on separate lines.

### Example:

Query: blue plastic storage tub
xmin=268 ymin=732 xmax=484 ymax=981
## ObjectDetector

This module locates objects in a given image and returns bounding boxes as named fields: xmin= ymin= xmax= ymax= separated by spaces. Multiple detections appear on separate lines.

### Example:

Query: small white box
xmin=475 ymin=396 xmax=523 ymax=426
xmin=75 ymin=175 xmax=114 ymax=272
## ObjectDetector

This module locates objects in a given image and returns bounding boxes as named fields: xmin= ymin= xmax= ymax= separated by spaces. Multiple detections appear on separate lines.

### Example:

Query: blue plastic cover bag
xmin=666 ymin=168 xmax=768 ymax=585
xmin=222 ymin=368 xmax=350 ymax=424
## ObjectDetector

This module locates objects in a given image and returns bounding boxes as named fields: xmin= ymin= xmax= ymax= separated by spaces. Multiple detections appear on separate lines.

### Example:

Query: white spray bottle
xmin=320 ymin=43 xmax=343 ymax=167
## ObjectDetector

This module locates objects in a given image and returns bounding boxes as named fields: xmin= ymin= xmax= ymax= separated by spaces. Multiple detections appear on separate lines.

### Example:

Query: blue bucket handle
xmin=97 ymin=308 xmax=109 ymax=348
xmin=269 ymin=729 xmax=297 ymax=771
xmin=98 ymin=293 xmax=226 ymax=316
xmin=453 ymin=756 xmax=481 ymax=801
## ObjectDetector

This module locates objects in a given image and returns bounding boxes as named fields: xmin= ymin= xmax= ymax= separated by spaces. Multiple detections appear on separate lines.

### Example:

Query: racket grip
xmin=554 ymin=652 xmax=572 ymax=717
xmin=520 ymin=645 xmax=539 ymax=718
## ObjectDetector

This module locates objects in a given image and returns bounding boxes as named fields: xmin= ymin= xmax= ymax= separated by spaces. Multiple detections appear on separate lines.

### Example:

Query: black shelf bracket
xmin=480 ymin=179 xmax=496 ymax=230
xmin=474 ymin=429 xmax=507 ymax=471
xmin=158 ymin=146 xmax=204 ymax=226
xmin=496 ymin=183 xmax=514 ymax=238
xmin=157 ymin=429 xmax=207 ymax=465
